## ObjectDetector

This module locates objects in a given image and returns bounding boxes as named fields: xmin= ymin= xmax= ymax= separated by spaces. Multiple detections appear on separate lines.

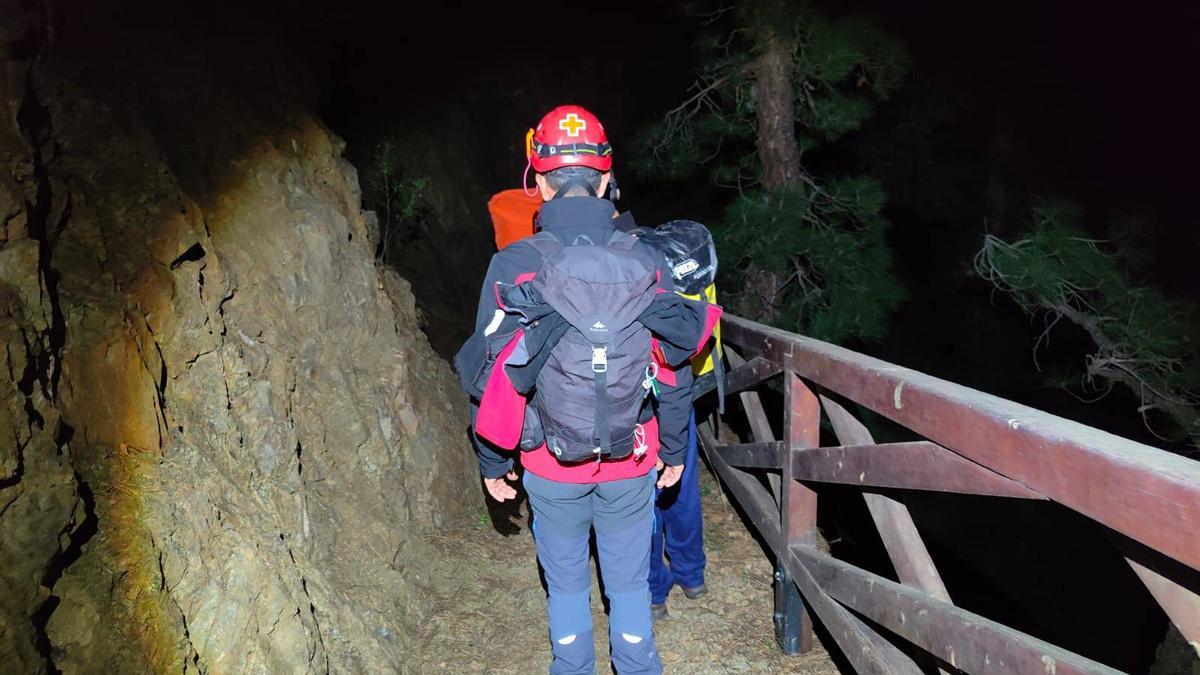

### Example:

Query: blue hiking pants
xmin=524 ymin=470 xmax=663 ymax=675
xmin=650 ymin=410 xmax=706 ymax=605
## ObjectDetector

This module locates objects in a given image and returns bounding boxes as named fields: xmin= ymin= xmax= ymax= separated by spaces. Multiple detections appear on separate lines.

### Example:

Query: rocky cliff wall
xmin=0 ymin=35 xmax=478 ymax=673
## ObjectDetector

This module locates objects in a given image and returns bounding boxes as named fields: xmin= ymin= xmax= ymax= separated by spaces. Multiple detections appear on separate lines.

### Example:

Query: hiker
xmin=455 ymin=105 xmax=720 ymax=674
xmin=626 ymin=221 xmax=722 ymax=621
xmin=486 ymin=152 xmax=621 ymax=251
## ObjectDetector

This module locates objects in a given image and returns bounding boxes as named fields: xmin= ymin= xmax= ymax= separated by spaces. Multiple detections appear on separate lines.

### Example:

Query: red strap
xmin=696 ymin=304 xmax=723 ymax=354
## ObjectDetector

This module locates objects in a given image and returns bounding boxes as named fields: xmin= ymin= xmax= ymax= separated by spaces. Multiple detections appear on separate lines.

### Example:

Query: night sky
xmin=103 ymin=1 xmax=1200 ymax=285
xmin=873 ymin=0 xmax=1200 ymax=293
xmin=357 ymin=0 xmax=1195 ymax=291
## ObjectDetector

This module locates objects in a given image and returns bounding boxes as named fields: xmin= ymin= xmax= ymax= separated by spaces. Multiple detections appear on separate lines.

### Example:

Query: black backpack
xmin=514 ymin=231 xmax=663 ymax=463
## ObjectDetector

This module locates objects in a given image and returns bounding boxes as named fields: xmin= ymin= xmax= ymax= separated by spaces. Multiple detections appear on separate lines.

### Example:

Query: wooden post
xmin=776 ymin=372 xmax=819 ymax=654
xmin=699 ymin=426 xmax=923 ymax=673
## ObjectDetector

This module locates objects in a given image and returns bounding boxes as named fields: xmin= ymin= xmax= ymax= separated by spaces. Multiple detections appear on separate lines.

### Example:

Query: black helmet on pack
xmin=633 ymin=220 xmax=717 ymax=296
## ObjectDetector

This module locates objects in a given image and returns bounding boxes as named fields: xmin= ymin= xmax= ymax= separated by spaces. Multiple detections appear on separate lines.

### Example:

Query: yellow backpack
xmin=681 ymin=283 xmax=722 ymax=377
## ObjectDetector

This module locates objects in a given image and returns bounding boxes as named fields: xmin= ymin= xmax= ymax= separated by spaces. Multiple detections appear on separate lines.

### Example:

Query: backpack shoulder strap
xmin=525 ymin=231 xmax=564 ymax=259
xmin=606 ymin=229 xmax=640 ymax=251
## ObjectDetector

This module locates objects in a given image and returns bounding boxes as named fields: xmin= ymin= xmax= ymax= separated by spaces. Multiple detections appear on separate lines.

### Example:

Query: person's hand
xmin=483 ymin=470 xmax=519 ymax=502
xmin=655 ymin=459 xmax=684 ymax=489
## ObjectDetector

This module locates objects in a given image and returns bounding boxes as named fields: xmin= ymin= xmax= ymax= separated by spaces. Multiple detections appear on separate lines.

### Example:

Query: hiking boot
xmin=682 ymin=583 xmax=708 ymax=600
xmin=651 ymin=603 xmax=669 ymax=622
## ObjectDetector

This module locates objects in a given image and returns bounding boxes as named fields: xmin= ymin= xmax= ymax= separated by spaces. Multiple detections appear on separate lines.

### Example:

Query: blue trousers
xmin=649 ymin=410 xmax=706 ymax=605
xmin=524 ymin=470 xmax=663 ymax=675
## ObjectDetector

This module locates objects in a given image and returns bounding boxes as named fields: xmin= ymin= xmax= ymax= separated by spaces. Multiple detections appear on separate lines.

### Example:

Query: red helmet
xmin=526 ymin=105 xmax=613 ymax=173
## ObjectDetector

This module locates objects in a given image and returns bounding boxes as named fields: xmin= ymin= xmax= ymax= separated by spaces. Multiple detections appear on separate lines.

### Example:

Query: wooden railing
xmin=695 ymin=314 xmax=1200 ymax=674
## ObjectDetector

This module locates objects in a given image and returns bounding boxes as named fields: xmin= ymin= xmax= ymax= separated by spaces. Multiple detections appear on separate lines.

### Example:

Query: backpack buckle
xmin=591 ymin=346 xmax=608 ymax=373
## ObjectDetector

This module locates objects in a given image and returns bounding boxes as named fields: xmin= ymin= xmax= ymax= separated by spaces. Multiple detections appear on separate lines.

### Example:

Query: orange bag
xmin=487 ymin=188 xmax=542 ymax=250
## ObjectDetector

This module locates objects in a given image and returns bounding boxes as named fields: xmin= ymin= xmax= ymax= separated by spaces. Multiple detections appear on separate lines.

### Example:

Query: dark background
xmin=95 ymin=1 xmax=1200 ymax=297
xmin=68 ymin=2 xmax=1200 ymax=671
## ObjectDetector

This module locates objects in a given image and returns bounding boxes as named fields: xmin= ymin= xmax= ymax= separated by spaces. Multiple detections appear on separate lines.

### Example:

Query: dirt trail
xmin=413 ymin=466 xmax=841 ymax=673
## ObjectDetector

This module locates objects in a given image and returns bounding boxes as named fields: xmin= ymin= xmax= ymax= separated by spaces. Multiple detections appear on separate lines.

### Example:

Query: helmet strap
xmin=522 ymin=155 xmax=538 ymax=198
xmin=551 ymin=175 xmax=598 ymax=200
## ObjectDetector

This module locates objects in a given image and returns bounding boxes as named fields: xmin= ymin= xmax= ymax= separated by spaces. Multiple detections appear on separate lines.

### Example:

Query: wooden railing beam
xmin=722 ymin=348 xmax=780 ymax=505
xmin=724 ymin=349 xmax=777 ymax=449
xmin=699 ymin=427 xmax=781 ymax=545
xmin=703 ymin=418 xmax=1120 ymax=674
xmin=822 ymin=396 xmax=953 ymax=604
xmin=724 ymin=314 xmax=1200 ymax=573
xmin=1113 ymin=532 xmax=1200 ymax=651
xmin=714 ymin=441 xmax=783 ymax=469
xmin=789 ymin=546 xmax=1123 ymax=675
xmin=790 ymin=440 xmax=1046 ymax=499
xmin=692 ymin=355 xmax=782 ymax=400
xmin=1128 ymin=561 xmax=1200 ymax=651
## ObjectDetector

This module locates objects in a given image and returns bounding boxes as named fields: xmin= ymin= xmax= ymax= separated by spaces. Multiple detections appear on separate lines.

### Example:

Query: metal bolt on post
xmin=773 ymin=564 xmax=805 ymax=654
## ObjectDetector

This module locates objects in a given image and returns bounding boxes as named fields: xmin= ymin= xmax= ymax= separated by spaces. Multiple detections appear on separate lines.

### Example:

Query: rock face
xmin=0 ymin=35 xmax=478 ymax=673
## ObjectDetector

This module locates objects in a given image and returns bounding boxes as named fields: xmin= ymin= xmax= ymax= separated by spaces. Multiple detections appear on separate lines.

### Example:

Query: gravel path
xmin=413 ymin=465 xmax=841 ymax=674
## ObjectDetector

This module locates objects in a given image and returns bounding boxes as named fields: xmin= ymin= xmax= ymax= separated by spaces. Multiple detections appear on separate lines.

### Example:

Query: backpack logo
xmin=673 ymin=258 xmax=700 ymax=278
xmin=588 ymin=319 xmax=611 ymax=340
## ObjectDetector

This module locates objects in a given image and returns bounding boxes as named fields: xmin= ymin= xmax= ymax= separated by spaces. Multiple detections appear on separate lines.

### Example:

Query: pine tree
xmin=975 ymin=198 xmax=1200 ymax=454
xmin=636 ymin=0 xmax=910 ymax=344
